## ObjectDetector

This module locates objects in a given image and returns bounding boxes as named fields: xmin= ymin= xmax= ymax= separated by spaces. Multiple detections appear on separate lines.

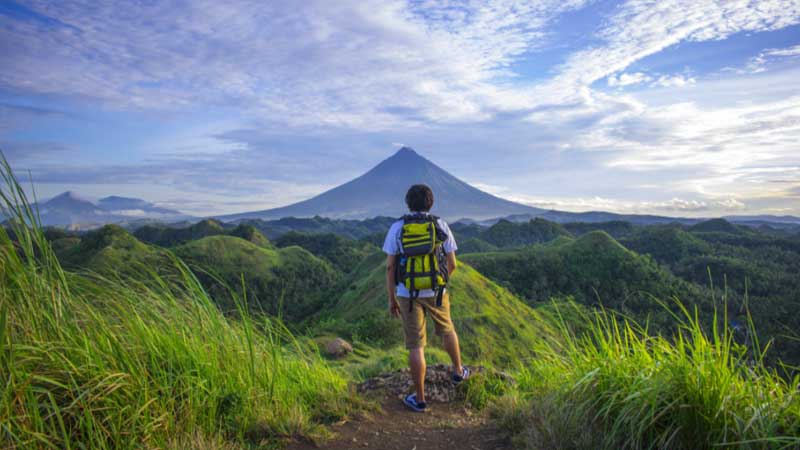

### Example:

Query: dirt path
xmin=288 ymin=395 xmax=511 ymax=450
xmin=288 ymin=365 xmax=513 ymax=450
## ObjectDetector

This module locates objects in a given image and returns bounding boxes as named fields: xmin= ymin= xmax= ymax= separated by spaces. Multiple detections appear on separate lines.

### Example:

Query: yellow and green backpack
xmin=397 ymin=213 xmax=449 ymax=308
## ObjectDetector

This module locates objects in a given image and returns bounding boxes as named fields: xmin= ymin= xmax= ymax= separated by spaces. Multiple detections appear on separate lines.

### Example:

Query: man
xmin=383 ymin=184 xmax=469 ymax=412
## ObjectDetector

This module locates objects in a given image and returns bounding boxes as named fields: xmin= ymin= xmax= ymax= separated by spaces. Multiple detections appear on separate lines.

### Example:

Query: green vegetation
xmin=478 ymin=218 xmax=572 ymax=248
xmin=620 ymin=224 xmax=711 ymax=265
xmin=275 ymin=231 xmax=377 ymax=272
xmin=314 ymin=251 xmax=555 ymax=366
xmin=492 ymin=303 xmax=800 ymax=449
xmin=458 ymin=237 xmax=498 ymax=254
xmin=462 ymin=232 xmax=706 ymax=325
xmin=175 ymin=235 xmax=339 ymax=321
xmin=134 ymin=218 xmax=229 ymax=246
xmin=134 ymin=220 xmax=275 ymax=249
xmin=562 ymin=220 xmax=637 ymax=239
xmin=4 ymin=153 xmax=800 ymax=449
xmin=0 ymin=162 xmax=355 ymax=449
xmin=241 ymin=216 xmax=397 ymax=240
xmin=228 ymin=224 xmax=274 ymax=248
xmin=622 ymin=219 xmax=800 ymax=365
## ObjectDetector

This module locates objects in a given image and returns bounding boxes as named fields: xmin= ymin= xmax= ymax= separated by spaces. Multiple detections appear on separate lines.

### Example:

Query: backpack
xmin=396 ymin=213 xmax=450 ymax=309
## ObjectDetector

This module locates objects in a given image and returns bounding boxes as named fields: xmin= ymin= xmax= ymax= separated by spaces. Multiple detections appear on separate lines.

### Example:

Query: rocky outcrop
xmin=357 ymin=364 xmax=515 ymax=403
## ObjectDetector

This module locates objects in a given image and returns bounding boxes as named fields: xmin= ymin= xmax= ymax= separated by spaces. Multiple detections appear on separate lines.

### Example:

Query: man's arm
xmin=447 ymin=251 xmax=457 ymax=277
xmin=386 ymin=255 xmax=400 ymax=318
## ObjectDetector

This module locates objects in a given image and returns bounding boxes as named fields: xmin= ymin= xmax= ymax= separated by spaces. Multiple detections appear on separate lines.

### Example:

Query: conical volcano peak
xmin=219 ymin=146 xmax=544 ymax=221
xmin=387 ymin=146 xmax=427 ymax=164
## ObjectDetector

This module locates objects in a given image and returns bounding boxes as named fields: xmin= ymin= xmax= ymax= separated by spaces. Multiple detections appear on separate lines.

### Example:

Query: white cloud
xmin=652 ymin=74 xmax=696 ymax=87
xmin=479 ymin=189 xmax=747 ymax=216
xmin=0 ymin=0 xmax=589 ymax=128
xmin=553 ymin=0 xmax=800 ymax=89
xmin=608 ymin=72 xmax=652 ymax=87
xmin=742 ymin=44 xmax=800 ymax=73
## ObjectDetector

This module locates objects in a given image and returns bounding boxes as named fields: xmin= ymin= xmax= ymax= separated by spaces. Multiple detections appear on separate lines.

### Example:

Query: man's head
xmin=405 ymin=184 xmax=434 ymax=212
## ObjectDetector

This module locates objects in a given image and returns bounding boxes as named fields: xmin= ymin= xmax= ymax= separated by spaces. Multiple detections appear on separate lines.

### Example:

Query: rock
xmin=357 ymin=364 xmax=515 ymax=403
xmin=321 ymin=337 xmax=353 ymax=358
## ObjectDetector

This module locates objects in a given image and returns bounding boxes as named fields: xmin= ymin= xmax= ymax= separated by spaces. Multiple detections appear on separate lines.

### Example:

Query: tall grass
xmin=494 ymin=301 xmax=800 ymax=449
xmin=0 ymin=157 xmax=354 ymax=448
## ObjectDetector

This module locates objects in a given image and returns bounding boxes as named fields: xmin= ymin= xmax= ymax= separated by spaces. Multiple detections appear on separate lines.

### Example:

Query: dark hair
xmin=405 ymin=184 xmax=434 ymax=212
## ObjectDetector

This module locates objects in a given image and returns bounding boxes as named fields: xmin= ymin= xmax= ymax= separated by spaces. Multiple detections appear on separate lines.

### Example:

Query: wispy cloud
xmin=740 ymin=43 xmax=800 ymax=73
xmin=0 ymin=0 xmax=590 ymax=128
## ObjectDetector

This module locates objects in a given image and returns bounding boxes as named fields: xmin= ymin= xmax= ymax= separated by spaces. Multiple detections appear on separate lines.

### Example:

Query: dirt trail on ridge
xmin=287 ymin=365 xmax=513 ymax=450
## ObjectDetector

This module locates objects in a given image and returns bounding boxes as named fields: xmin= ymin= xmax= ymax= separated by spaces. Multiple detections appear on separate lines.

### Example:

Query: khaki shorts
xmin=397 ymin=292 xmax=455 ymax=349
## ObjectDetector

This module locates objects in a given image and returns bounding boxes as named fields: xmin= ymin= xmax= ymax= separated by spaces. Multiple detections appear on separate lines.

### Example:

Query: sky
xmin=1 ymin=0 xmax=799 ymax=217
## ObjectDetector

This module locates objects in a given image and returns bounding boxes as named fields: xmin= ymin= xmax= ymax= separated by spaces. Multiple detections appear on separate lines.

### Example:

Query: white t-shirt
xmin=382 ymin=214 xmax=458 ymax=297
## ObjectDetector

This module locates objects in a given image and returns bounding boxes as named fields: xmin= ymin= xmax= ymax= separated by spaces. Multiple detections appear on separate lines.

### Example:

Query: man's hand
xmin=386 ymin=254 xmax=400 ymax=318
xmin=389 ymin=297 xmax=401 ymax=319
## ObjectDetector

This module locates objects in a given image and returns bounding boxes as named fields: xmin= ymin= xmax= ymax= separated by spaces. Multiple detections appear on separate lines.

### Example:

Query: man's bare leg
xmin=409 ymin=347 xmax=426 ymax=403
xmin=442 ymin=331 xmax=463 ymax=375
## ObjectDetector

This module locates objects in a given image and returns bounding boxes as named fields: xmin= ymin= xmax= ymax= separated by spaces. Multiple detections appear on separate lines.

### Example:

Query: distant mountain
xmin=724 ymin=214 xmax=800 ymax=225
xmin=218 ymin=147 xmax=545 ymax=221
xmin=35 ymin=192 xmax=112 ymax=227
xmin=33 ymin=192 xmax=190 ymax=228
xmin=97 ymin=196 xmax=184 ymax=218
xmin=474 ymin=211 xmax=699 ymax=226
xmin=471 ymin=211 xmax=800 ymax=228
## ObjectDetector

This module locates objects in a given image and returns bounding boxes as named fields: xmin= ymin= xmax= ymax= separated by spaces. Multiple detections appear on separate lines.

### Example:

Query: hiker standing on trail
xmin=383 ymin=184 xmax=470 ymax=412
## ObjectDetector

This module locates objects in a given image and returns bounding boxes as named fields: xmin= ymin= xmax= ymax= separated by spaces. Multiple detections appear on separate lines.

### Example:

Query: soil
xmin=287 ymin=365 xmax=513 ymax=450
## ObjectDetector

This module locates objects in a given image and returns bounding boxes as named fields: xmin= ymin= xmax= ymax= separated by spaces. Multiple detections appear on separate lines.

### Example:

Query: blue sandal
xmin=403 ymin=393 xmax=427 ymax=412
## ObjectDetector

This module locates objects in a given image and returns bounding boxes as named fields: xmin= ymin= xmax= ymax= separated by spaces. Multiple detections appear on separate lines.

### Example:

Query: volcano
xmin=219 ymin=147 xmax=544 ymax=221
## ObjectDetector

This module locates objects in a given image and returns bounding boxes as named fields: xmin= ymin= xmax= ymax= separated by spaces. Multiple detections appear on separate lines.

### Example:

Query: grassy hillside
xmin=134 ymin=218 xmax=230 ymax=246
xmin=275 ymin=231 xmax=377 ymax=272
xmin=624 ymin=222 xmax=800 ymax=366
xmin=314 ymin=251 xmax=555 ymax=366
xmin=462 ymin=232 xmax=707 ymax=327
xmin=493 ymin=303 xmax=800 ymax=449
xmin=1 ymin=166 xmax=355 ymax=448
xmin=175 ymin=235 xmax=339 ymax=321
xmin=479 ymin=218 xmax=572 ymax=248
xmin=458 ymin=237 xmax=499 ymax=254
xmin=240 ymin=216 xmax=397 ymax=240
xmin=689 ymin=218 xmax=750 ymax=234
xmin=562 ymin=220 xmax=637 ymax=239
xmin=56 ymin=224 xmax=176 ymax=278
xmin=620 ymin=224 xmax=711 ymax=265
xmin=228 ymin=223 xmax=274 ymax=248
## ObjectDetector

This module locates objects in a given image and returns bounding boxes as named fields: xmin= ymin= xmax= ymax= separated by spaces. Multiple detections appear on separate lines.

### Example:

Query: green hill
xmin=275 ymin=231 xmax=376 ymax=272
xmin=562 ymin=220 xmax=636 ymax=239
xmin=462 ymin=231 xmax=706 ymax=325
xmin=174 ymin=235 xmax=339 ymax=321
xmin=479 ymin=218 xmax=571 ymax=248
xmin=448 ymin=222 xmax=485 ymax=241
xmin=689 ymin=218 xmax=746 ymax=234
xmin=56 ymin=224 xmax=175 ymax=277
xmin=228 ymin=223 xmax=273 ymax=248
xmin=621 ymin=224 xmax=711 ymax=265
xmin=134 ymin=218 xmax=229 ymax=246
xmin=316 ymin=252 xmax=553 ymax=366
xmin=458 ymin=237 xmax=498 ymax=254
xmin=239 ymin=216 xmax=397 ymax=240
